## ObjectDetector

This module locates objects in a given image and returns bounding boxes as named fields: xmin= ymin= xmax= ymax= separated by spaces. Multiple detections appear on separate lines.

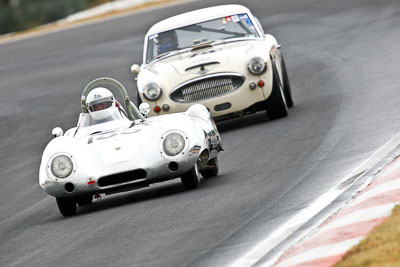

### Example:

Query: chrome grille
xmin=170 ymin=74 xmax=245 ymax=103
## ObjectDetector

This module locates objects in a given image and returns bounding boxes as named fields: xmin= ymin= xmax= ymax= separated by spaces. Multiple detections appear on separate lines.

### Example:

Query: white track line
xmin=231 ymin=132 xmax=400 ymax=267
xmin=231 ymin=189 xmax=350 ymax=267
xmin=350 ymin=178 xmax=400 ymax=206
xmin=274 ymin=178 xmax=400 ymax=266
xmin=321 ymin=203 xmax=393 ymax=232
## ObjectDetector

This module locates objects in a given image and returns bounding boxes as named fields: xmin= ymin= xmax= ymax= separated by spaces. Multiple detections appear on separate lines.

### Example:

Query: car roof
xmin=146 ymin=4 xmax=252 ymax=36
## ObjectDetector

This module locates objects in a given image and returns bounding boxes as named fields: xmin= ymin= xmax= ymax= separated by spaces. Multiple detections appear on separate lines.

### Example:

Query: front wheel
xmin=281 ymin=55 xmax=293 ymax=108
xmin=181 ymin=163 xmax=200 ymax=190
xmin=200 ymin=157 xmax=219 ymax=178
xmin=136 ymin=91 xmax=142 ymax=106
xmin=266 ymin=60 xmax=288 ymax=120
xmin=56 ymin=197 xmax=77 ymax=217
xmin=77 ymin=195 xmax=93 ymax=206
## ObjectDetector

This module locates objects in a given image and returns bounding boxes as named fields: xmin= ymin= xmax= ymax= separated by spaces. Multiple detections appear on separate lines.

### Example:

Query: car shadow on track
xmin=69 ymin=173 xmax=229 ymax=217
xmin=216 ymin=112 xmax=269 ymax=133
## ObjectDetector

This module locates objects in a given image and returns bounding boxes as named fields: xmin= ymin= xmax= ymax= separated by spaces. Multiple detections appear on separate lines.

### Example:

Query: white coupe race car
xmin=39 ymin=78 xmax=222 ymax=217
xmin=131 ymin=4 xmax=293 ymax=121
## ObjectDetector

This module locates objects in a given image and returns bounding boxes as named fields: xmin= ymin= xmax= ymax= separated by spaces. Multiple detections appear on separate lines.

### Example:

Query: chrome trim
xmin=170 ymin=72 xmax=245 ymax=103
xmin=185 ymin=61 xmax=220 ymax=72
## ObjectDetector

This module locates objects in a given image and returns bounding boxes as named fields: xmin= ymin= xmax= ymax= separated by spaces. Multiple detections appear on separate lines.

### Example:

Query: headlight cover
xmin=143 ymin=82 xmax=162 ymax=101
xmin=247 ymin=56 xmax=267 ymax=75
xmin=163 ymin=133 xmax=185 ymax=156
xmin=51 ymin=155 xmax=73 ymax=178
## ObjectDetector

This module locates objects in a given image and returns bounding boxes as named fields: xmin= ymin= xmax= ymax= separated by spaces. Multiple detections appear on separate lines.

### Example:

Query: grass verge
xmin=0 ymin=0 xmax=183 ymax=44
xmin=335 ymin=205 xmax=400 ymax=266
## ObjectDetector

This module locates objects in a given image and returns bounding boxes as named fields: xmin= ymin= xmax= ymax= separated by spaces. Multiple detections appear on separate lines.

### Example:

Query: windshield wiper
xmin=185 ymin=61 xmax=220 ymax=71
xmin=90 ymin=131 xmax=103 ymax=135
xmin=149 ymin=49 xmax=189 ymax=63
xmin=154 ymin=51 xmax=173 ymax=60
xmin=147 ymin=51 xmax=176 ymax=63
xmin=154 ymin=50 xmax=182 ymax=60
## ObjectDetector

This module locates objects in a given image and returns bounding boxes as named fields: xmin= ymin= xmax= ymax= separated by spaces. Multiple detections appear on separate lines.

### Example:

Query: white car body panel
xmin=134 ymin=5 xmax=290 ymax=120
xmin=40 ymin=102 xmax=221 ymax=199
xmin=39 ymin=78 xmax=222 ymax=216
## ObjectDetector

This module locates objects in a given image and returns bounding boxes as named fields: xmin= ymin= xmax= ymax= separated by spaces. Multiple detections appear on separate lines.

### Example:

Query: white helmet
xmin=86 ymin=87 xmax=116 ymax=120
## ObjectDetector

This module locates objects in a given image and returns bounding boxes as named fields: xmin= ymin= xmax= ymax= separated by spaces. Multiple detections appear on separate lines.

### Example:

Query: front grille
xmin=170 ymin=73 xmax=244 ymax=103
xmin=98 ymin=169 xmax=147 ymax=187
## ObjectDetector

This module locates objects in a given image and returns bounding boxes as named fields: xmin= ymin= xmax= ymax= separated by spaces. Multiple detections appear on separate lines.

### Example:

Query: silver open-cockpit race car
xmin=39 ymin=78 xmax=222 ymax=216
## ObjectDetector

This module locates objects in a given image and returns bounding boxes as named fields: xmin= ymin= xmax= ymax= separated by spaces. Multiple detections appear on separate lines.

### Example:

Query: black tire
xmin=56 ymin=197 xmax=77 ymax=217
xmin=77 ymin=195 xmax=93 ymax=206
xmin=181 ymin=164 xmax=200 ymax=190
xmin=281 ymin=55 xmax=294 ymax=108
xmin=200 ymin=157 xmax=219 ymax=178
xmin=266 ymin=60 xmax=288 ymax=120
xmin=136 ymin=91 xmax=142 ymax=106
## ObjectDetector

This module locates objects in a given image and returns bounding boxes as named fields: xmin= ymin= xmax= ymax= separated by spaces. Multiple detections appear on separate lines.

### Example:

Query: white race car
xmin=39 ymin=78 xmax=222 ymax=216
xmin=131 ymin=4 xmax=293 ymax=121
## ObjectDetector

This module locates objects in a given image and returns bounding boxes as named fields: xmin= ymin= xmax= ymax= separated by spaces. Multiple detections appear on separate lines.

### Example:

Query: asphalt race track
xmin=1 ymin=0 xmax=400 ymax=266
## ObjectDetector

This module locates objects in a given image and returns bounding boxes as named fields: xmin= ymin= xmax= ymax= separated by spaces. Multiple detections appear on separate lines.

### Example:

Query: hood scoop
xmin=191 ymin=43 xmax=214 ymax=53
xmin=165 ymin=43 xmax=229 ymax=75
xmin=185 ymin=61 xmax=220 ymax=72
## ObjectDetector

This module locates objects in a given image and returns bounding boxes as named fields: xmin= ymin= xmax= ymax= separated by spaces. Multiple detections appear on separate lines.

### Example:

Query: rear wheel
xmin=281 ymin=55 xmax=294 ymax=108
xmin=266 ymin=60 xmax=288 ymax=120
xmin=136 ymin=91 xmax=142 ymax=106
xmin=181 ymin=163 xmax=200 ymax=190
xmin=56 ymin=197 xmax=77 ymax=217
xmin=200 ymin=157 xmax=219 ymax=178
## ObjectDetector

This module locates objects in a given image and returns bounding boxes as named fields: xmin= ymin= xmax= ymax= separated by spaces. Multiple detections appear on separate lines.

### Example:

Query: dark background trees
xmin=0 ymin=0 xmax=108 ymax=34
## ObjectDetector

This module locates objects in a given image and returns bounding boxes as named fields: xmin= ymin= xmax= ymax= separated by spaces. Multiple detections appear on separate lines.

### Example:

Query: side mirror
xmin=130 ymin=64 xmax=140 ymax=75
xmin=138 ymin=103 xmax=150 ymax=117
xmin=52 ymin=127 xmax=64 ymax=138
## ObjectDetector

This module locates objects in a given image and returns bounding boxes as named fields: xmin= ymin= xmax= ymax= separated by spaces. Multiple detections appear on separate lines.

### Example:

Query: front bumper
xmin=40 ymin=153 xmax=199 ymax=198
xmin=144 ymin=70 xmax=273 ymax=119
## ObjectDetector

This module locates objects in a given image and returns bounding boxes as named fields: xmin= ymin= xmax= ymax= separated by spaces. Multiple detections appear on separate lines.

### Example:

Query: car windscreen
xmin=146 ymin=13 xmax=259 ymax=63
xmin=79 ymin=107 xmax=126 ymax=128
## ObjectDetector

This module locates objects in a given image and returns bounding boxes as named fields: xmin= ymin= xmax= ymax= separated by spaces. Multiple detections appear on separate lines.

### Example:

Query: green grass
xmin=335 ymin=205 xmax=400 ymax=266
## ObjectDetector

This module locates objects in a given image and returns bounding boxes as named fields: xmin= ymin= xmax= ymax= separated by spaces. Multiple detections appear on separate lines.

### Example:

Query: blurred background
xmin=0 ymin=0 xmax=112 ymax=34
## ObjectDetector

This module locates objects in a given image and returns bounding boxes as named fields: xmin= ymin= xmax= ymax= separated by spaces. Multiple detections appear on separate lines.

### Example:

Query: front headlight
xmin=143 ymin=82 xmax=162 ymax=101
xmin=51 ymin=155 xmax=73 ymax=178
xmin=247 ymin=56 xmax=267 ymax=75
xmin=163 ymin=133 xmax=185 ymax=156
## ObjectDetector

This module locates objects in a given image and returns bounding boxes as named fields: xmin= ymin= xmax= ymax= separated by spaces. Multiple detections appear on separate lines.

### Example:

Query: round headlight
xmin=248 ymin=56 xmax=267 ymax=75
xmin=51 ymin=155 xmax=73 ymax=178
xmin=143 ymin=82 xmax=162 ymax=101
xmin=163 ymin=133 xmax=185 ymax=156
